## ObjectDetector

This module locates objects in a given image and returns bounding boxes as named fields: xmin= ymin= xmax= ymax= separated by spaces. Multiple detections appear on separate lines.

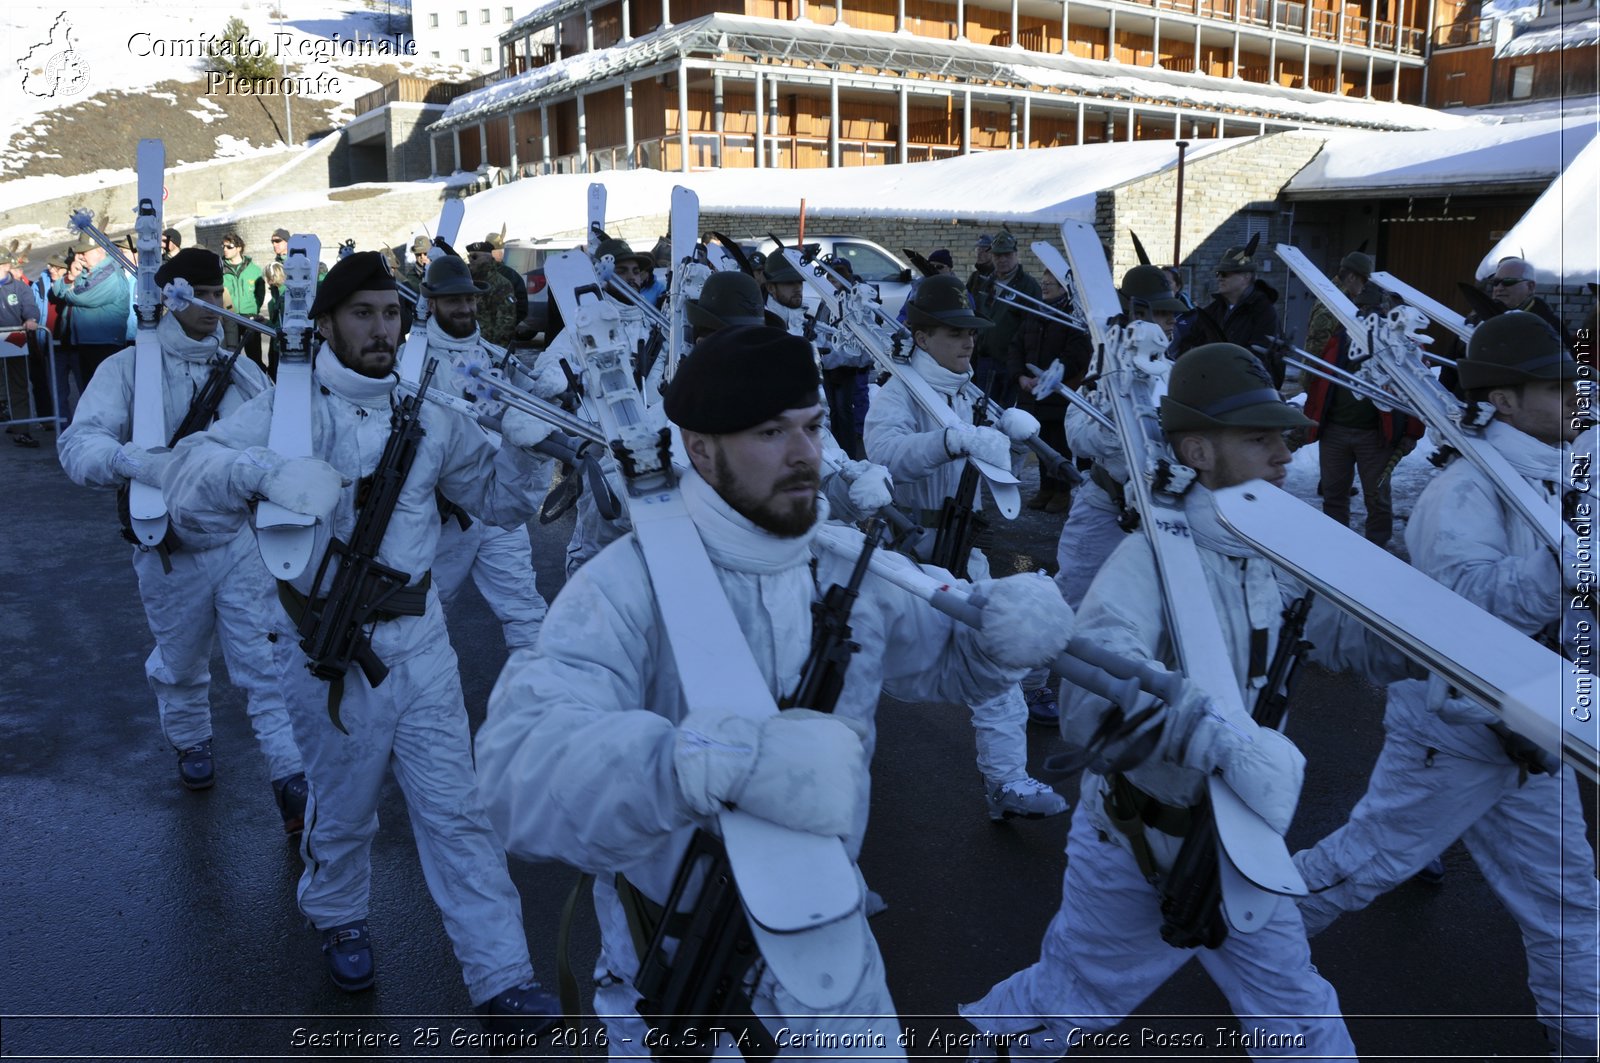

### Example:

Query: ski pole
xmin=161 ymin=277 xmax=278 ymax=338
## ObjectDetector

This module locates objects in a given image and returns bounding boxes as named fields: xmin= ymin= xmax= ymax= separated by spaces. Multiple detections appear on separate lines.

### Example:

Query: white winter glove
xmin=258 ymin=456 xmax=347 ymax=520
xmin=674 ymin=709 xmax=867 ymax=838
xmin=972 ymin=572 xmax=1075 ymax=671
xmin=531 ymin=356 xmax=570 ymax=400
xmin=843 ymin=460 xmax=893 ymax=513
xmin=1165 ymin=702 xmax=1305 ymax=835
xmin=945 ymin=425 xmax=1011 ymax=469
xmin=502 ymin=408 xmax=556 ymax=451
xmin=997 ymin=407 xmax=1040 ymax=443
xmin=112 ymin=442 xmax=172 ymax=488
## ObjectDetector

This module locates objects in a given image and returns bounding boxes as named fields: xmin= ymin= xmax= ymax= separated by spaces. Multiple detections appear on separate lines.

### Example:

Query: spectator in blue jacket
xmin=54 ymin=237 xmax=131 ymax=418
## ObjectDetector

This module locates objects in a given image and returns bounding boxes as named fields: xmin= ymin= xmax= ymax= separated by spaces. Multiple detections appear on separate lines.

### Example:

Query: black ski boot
xmin=176 ymin=739 xmax=214 ymax=791
xmin=272 ymin=772 xmax=309 ymax=835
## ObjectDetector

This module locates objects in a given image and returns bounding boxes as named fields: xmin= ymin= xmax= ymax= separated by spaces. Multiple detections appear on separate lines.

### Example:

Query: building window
xmin=1509 ymin=64 xmax=1534 ymax=98
xmin=457 ymin=9 xmax=468 ymax=24
xmin=428 ymin=12 xmax=439 ymax=26
xmin=460 ymin=48 xmax=471 ymax=61
xmin=504 ymin=6 xmax=514 ymax=20
xmin=481 ymin=7 xmax=491 ymax=22
xmin=482 ymin=47 xmax=493 ymax=62
xmin=431 ymin=50 xmax=441 ymax=58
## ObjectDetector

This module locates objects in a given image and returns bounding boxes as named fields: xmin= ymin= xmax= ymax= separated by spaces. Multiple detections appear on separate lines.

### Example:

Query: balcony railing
xmin=1114 ymin=0 xmax=1422 ymax=53
xmin=1433 ymin=15 xmax=1493 ymax=46
xmin=353 ymin=76 xmax=472 ymax=117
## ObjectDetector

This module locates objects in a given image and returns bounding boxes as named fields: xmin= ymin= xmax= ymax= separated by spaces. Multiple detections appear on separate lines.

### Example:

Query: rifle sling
xmin=1102 ymin=773 xmax=1194 ymax=882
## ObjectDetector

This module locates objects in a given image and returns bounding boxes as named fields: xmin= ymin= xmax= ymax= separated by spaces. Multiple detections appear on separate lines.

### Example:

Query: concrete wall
xmin=388 ymin=104 xmax=448 ymax=182
xmin=194 ymin=183 xmax=456 ymax=266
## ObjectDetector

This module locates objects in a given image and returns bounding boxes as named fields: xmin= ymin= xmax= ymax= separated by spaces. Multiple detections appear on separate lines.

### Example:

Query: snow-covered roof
xmin=445 ymin=136 xmax=1248 ymax=240
xmin=1499 ymin=14 xmax=1600 ymax=53
xmin=1480 ymin=135 xmax=1599 ymax=287
xmin=438 ymin=13 xmax=1468 ymax=134
xmin=1283 ymin=114 xmax=1595 ymax=196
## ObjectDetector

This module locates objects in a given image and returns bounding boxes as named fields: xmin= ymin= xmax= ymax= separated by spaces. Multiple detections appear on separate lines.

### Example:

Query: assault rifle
xmin=928 ymin=377 xmax=994 ymax=578
xmin=1158 ymin=590 xmax=1315 ymax=949
xmin=782 ymin=519 xmax=884 ymax=711
xmin=295 ymin=356 xmax=438 ymax=732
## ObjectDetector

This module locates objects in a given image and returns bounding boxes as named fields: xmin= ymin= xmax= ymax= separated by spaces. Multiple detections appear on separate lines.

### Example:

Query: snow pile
xmin=1285 ymin=114 xmax=1595 ymax=194
xmin=1481 ymin=135 xmax=1600 ymax=287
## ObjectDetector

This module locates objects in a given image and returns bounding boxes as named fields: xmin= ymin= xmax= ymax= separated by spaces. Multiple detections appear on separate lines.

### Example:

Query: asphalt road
xmin=0 ymin=428 xmax=1588 ymax=1061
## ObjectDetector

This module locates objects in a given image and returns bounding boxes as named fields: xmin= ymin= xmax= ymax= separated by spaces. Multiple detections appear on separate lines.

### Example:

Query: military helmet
xmin=688 ymin=271 xmax=770 ymax=332
xmin=421 ymin=254 xmax=487 ymax=297
xmin=594 ymin=238 xmax=654 ymax=273
xmin=1160 ymin=343 xmax=1311 ymax=434
xmin=906 ymin=274 xmax=992 ymax=332
xmin=761 ymin=250 xmax=803 ymax=285
xmin=1458 ymin=310 xmax=1575 ymax=391
xmin=1121 ymin=265 xmax=1186 ymax=315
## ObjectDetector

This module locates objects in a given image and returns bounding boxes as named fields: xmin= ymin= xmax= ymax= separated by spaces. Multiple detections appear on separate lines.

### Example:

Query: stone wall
xmin=194 ymin=183 xmax=457 ymax=266
xmin=387 ymin=104 xmax=447 ymax=183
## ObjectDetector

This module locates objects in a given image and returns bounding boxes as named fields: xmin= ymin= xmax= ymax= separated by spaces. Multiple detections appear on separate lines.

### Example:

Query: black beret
xmin=309 ymin=250 xmax=397 ymax=318
xmin=155 ymin=247 xmax=223 ymax=288
xmin=664 ymin=325 xmax=821 ymax=434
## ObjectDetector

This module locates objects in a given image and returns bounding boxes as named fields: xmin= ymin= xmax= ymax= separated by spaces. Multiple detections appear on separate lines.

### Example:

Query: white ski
xmin=1369 ymin=270 xmax=1473 ymax=342
xmin=1059 ymin=220 xmax=1305 ymax=926
xmin=398 ymin=199 xmax=465 ymax=387
xmin=1277 ymin=244 xmax=1563 ymax=554
xmin=127 ymin=139 xmax=168 ymax=546
xmin=1214 ymin=481 xmax=1597 ymax=782
xmin=783 ymin=247 xmax=1023 ymax=519
xmin=663 ymin=185 xmax=707 ymax=383
xmin=586 ymin=182 xmax=606 ymax=256
xmin=544 ymin=251 xmax=866 ymax=1009
xmin=255 ymin=235 xmax=322 ymax=579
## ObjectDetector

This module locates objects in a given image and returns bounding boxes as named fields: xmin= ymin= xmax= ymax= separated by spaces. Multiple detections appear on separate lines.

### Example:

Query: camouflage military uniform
xmin=471 ymin=257 xmax=517 ymax=348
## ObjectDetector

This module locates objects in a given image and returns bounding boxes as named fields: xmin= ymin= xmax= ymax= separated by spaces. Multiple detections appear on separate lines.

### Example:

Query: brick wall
xmin=1095 ymin=131 xmax=1328 ymax=288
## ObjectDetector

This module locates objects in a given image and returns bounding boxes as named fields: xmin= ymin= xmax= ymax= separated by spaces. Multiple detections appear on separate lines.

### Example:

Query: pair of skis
xmin=1276 ymin=244 xmax=1564 ymax=555
xmin=544 ymin=251 xmax=867 ymax=1010
xmin=65 ymin=141 xmax=167 ymax=546
xmin=1054 ymin=220 xmax=1304 ymax=934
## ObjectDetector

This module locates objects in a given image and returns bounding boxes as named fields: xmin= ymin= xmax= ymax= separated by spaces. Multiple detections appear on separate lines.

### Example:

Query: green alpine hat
xmin=688 ymin=271 xmax=774 ymax=332
xmin=411 ymin=236 xmax=431 ymax=255
xmin=990 ymin=230 xmax=1019 ymax=255
xmin=421 ymin=254 xmax=487 ymax=297
xmin=594 ymin=238 xmax=654 ymax=273
xmin=1215 ymin=245 xmax=1257 ymax=275
xmin=761 ymin=251 xmax=803 ymax=285
xmin=1121 ymin=265 xmax=1185 ymax=315
xmin=1160 ymin=343 xmax=1311 ymax=434
xmin=906 ymin=274 xmax=992 ymax=332
xmin=1340 ymin=251 xmax=1375 ymax=279
xmin=1458 ymin=310 xmax=1575 ymax=391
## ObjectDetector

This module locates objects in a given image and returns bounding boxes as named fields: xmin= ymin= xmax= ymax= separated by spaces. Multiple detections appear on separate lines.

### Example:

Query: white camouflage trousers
xmin=962 ymin=804 xmax=1357 ymax=1060
xmin=276 ymin=602 xmax=535 ymax=1005
xmin=433 ymin=520 xmax=548 ymax=653
xmin=1294 ymin=682 xmax=1600 ymax=1056
xmin=131 ymin=527 xmax=302 ymax=781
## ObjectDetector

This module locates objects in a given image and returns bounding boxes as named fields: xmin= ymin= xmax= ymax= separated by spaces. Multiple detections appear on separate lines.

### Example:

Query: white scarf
xmin=1484 ymin=418 xmax=1569 ymax=507
xmin=1185 ymin=484 xmax=1281 ymax=681
xmin=679 ymin=464 xmax=817 ymax=574
xmin=159 ymin=313 xmax=222 ymax=364
xmin=911 ymin=348 xmax=971 ymax=398
xmin=314 ymin=343 xmax=396 ymax=410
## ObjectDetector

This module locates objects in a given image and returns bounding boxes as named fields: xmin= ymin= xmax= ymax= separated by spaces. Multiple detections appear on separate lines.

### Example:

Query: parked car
xmin=500 ymin=237 xmax=578 ymax=340
xmin=753 ymin=235 xmax=916 ymax=319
